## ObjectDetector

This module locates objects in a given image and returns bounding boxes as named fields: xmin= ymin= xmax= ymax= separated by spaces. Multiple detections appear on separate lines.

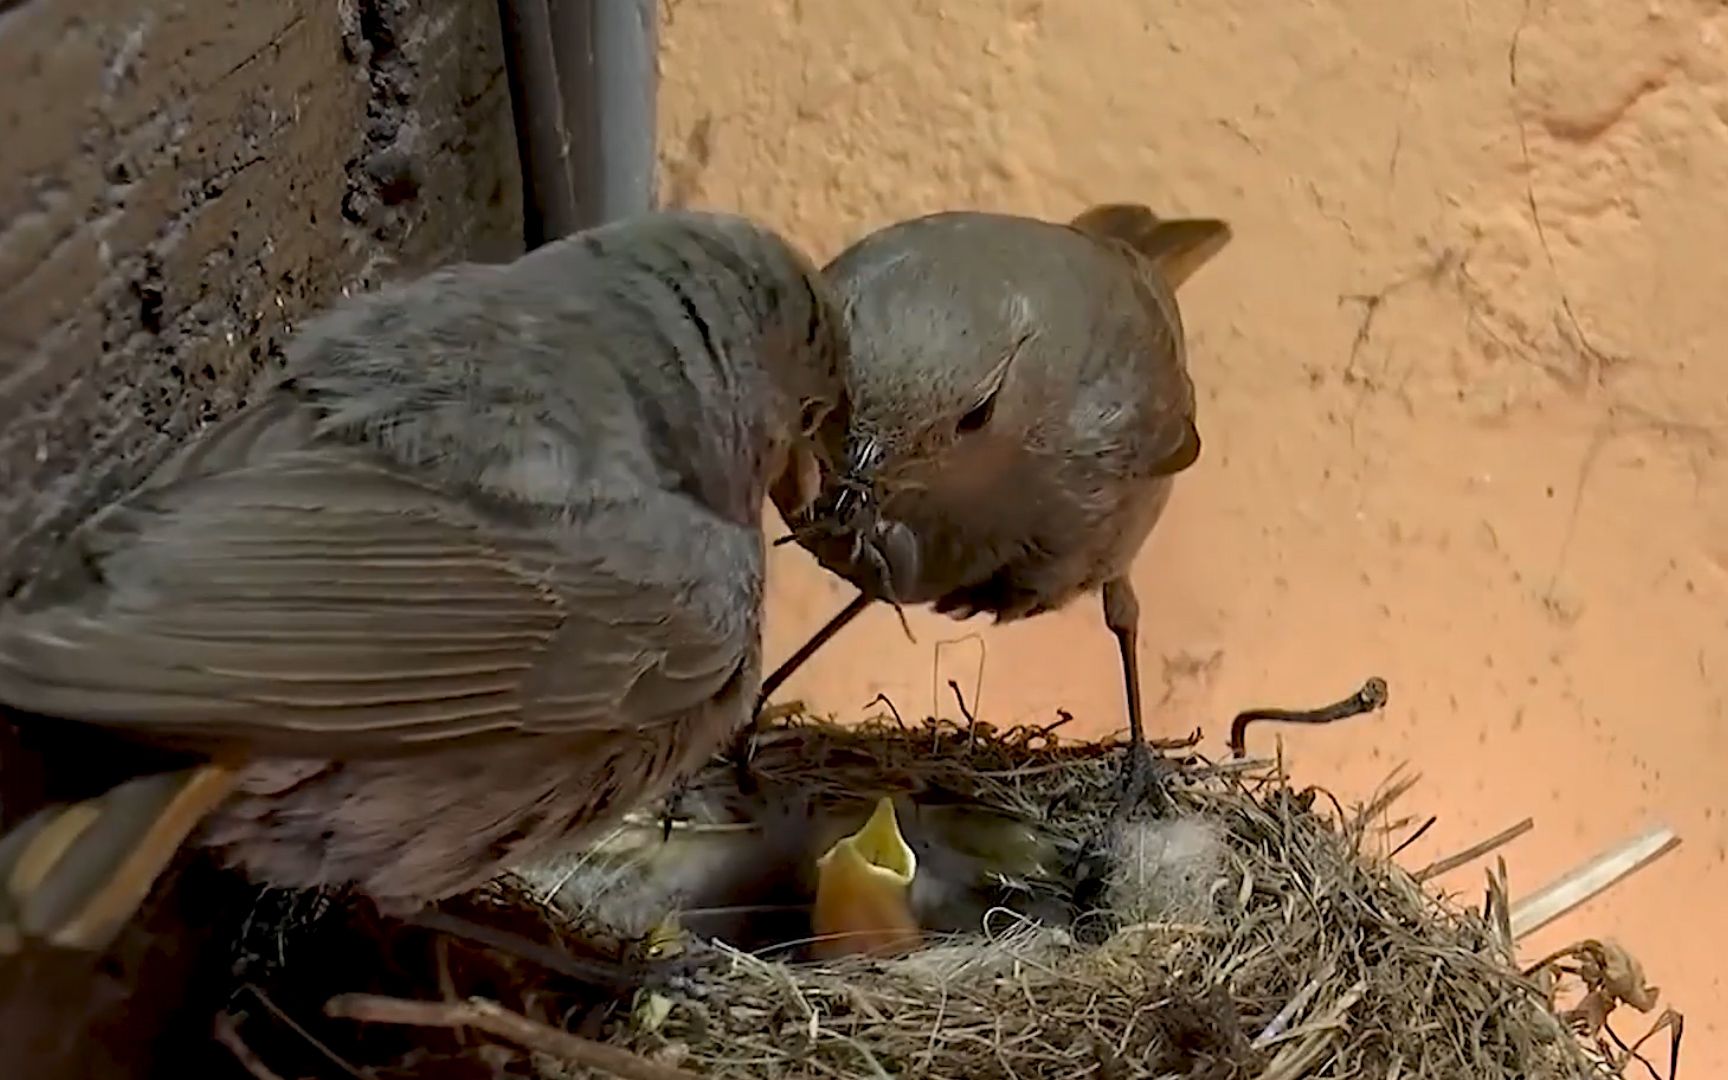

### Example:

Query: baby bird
xmin=0 ymin=210 xmax=848 ymax=954
xmin=762 ymin=204 xmax=1231 ymax=802
xmin=531 ymin=779 xmax=1075 ymax=961
xmin=811 ymin=797 xmax=922 ymax=960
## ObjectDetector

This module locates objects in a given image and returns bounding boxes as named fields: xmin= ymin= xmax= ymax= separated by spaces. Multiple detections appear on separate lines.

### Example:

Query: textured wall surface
xmin=659 ymin=1 xmax=1728 ymax=1069
xmin=0 ymin=0 xmax=521 ymax=596
xmin=0 ymin=4 xmax=520 ymax=1073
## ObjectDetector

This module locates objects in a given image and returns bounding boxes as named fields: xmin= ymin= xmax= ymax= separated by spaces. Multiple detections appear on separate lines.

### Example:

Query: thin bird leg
xmin=1101 ymin=578 xmax=1167 ymax=815
xmin=729 ymin=592 xmax=873 ymax=792
xmin=759 ymin=591 xmax=873 ymax=710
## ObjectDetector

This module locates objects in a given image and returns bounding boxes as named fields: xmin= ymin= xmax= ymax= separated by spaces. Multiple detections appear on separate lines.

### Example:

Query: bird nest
xmin=204 ymin=709 xmax=1674 ymax=1080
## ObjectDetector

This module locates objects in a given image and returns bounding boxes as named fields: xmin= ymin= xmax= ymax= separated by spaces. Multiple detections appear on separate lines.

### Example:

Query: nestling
xmin=811 ymin=797 xmax=922 ymax=959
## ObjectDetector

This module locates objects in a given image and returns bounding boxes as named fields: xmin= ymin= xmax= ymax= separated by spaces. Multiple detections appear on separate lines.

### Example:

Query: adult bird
xmin=0 ymin=210 xmax=848 ymax=954
xmin=759 ymin=204 xmax=1231 ymax=802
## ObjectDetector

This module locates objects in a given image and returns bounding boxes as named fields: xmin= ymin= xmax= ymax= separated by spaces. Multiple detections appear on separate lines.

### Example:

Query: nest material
xmin=525 ymin=714 xmax=1626 ymax=1080
xmin=183 ymin=712 xmax=1662 ymax=1080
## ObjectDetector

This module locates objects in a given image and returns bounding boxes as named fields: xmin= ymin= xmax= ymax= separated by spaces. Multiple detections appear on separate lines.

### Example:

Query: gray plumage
xmin=0 ymin=210 xmax=847 ymax=948
xmin=763 ymin=204 xmax=1230 ymax=792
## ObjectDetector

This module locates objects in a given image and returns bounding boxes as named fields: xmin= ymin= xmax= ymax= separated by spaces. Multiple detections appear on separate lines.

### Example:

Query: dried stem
xmin=325 ymin=993 xmax=700 ymax=1080
xmin=1414 ymin=818 xmax=1536 ymax=882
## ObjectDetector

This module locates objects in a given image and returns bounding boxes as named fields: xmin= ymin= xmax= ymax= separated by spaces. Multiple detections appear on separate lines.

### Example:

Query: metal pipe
xmin=495 ymin=0 xmax=580 ymax=248
xmin=497 ymin=0 xmax=659 ymax=249
xmin=556 ymin=0 xmax=658 ymax=224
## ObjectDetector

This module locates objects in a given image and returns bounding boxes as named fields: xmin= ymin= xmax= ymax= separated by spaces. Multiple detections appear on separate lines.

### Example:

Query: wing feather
xmin=0 ymin=421 xmax=760 ymax=755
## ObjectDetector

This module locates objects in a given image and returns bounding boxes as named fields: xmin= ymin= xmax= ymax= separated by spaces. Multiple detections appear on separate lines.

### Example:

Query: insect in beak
xmin=830 ymin=435 xmax=884 ymax=524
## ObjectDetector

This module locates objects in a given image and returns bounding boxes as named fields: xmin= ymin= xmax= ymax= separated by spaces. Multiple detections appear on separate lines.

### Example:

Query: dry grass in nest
xmin=204 ymin=709 xmax=1674 ymax=1080
xmin=545 ymin=712 xmax=1663 ymax=1079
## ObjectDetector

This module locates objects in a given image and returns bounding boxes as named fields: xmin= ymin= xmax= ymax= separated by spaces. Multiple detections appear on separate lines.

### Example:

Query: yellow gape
xmin=811 ymin=797 xmax=922 ymax=960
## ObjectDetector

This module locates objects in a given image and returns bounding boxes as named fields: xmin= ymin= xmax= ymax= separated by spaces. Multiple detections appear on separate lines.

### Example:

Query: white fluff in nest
xmin=1107 ymin=816 xmax=1228 ymax=925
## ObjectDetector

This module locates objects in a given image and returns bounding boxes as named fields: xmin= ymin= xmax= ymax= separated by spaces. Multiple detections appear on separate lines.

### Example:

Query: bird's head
xmin=772 ymin=216 xmax=1061 ymax=602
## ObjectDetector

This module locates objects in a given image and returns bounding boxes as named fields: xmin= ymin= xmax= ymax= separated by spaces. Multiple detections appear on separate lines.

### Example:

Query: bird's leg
xmin=659 ymin=778 xmax=689 ymax=842
xmin=730 ymin=592 xmax=874 ymax=792
xmin=1101 ymin=578 xmax=1167 ymax=815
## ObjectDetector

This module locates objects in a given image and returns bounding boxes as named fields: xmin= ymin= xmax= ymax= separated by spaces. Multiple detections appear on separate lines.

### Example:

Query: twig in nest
xmin=214 ymin=1012 xmax=288 ymax=1080
xmin=410 ymin=908 xmax=642 ymax=989
xmin=1229 ymin=676 xmax=1390 ymax=758
xmin=1037 ymin=708 xmax=1076 ymax=739
xmin=947 ymin=679 xmax=979 ymax=745
xmin=1413 ymin=818 xmax=1534 ymax=882
xmin=1508 ymin=822 xmax=1679 ymax=940
xmin=240 ymin=983 xmax=367 ymax=1079
xmin=757 ymin=700 xmax=806 ymax=724
xmin=1150 ymin=727 xmax=1204 ymax=752
xmin=1354 ymin=765 xmax=1421 ymax=836
xmin=325 ymin=993 xmax=702 ymax=1080
xmin=1613 ymin=1007 xmax=1683 ymax=1080
xmin=1526 ymin=938 xmax=1679 ymax=1077
xmin=863 ymin=692 xmax=905 ymax=728
xmin=658 ymin=775 xmax=695 ymax=841
xmin=1389 ymin=814 xmax=1438 ymax=858
xmin=931 ymin=632 xmax=985 ymax=721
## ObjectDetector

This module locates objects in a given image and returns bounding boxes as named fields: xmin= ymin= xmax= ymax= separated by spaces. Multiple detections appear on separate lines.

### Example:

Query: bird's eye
xmin=956 ymin=389 xmax=998 ymax=435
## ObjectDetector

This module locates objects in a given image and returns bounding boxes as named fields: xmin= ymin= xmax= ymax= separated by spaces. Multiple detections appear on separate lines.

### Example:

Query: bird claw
xmin=728 ymin=726 xmax=761 ymax=796
xmin=659 ymin=782 xmax=691 ymax=842
xmin=1112 ymin=738 xmax=1171 ymax=820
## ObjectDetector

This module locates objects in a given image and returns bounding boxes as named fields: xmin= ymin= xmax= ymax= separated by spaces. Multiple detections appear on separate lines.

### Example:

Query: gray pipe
xmin=497 ymin=0 xmax=658 ymax=250
xmin=561 ymin=0 xmax=658 ymax=224
xmin=496 ymin=0 xmax=578 ymax=247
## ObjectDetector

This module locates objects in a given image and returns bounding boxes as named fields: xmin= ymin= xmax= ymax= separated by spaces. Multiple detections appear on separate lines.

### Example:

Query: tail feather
xmin=0 ymin=764 xmax=235 ymax=953
xmin=1070 ymin=203 xmax=1233 ymax=290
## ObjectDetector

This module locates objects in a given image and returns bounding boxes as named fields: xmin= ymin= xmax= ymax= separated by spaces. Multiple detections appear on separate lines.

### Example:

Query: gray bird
xmin=0 ymin=210 xmax=848 ymax=954
xmin=758 ymin=204 xmax=1231 ymax=798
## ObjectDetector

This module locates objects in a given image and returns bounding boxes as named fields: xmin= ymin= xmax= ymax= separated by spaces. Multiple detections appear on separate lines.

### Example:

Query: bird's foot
xmin=659 ymin=781 xmax=691 ymax=842
xmin=1112 ymin=738 xmax=1172 ymax=820
xmin=727 ymin=726 xmax=761 ymax=796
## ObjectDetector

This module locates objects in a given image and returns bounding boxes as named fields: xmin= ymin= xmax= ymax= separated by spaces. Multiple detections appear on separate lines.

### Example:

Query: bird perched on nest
xmin=758 ymin=203 xmax=1232 ymax=800
xmin=0 ymin=210 xmax=849 ymax=955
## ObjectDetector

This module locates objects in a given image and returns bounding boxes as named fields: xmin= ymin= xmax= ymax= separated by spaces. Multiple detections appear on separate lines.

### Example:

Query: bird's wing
xmin=0 ymin=432 xmax=761 ymax=754
xmin=1067 ymin=275 xmax=1202 ymax=484
xmin=517 ymin=485 xmax=763 ymax=733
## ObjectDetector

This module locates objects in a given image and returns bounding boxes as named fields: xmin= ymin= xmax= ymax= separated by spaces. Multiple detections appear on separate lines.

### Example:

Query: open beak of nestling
xmin=811 ymin=797 xmax=922 ymax=960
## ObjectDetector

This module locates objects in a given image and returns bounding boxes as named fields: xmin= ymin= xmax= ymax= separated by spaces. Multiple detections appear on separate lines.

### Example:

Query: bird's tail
xmin=1069 ymin=203 xmax=1233 ymax=290
xmin=0 ymin=763 xmax=235 ymax=954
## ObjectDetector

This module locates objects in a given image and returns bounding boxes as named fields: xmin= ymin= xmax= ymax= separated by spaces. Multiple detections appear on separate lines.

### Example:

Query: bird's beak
xmin=811 ymin=797 xmax=921 ymax=959
xmin=824 ymin=797 xmax=917 ymax=884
